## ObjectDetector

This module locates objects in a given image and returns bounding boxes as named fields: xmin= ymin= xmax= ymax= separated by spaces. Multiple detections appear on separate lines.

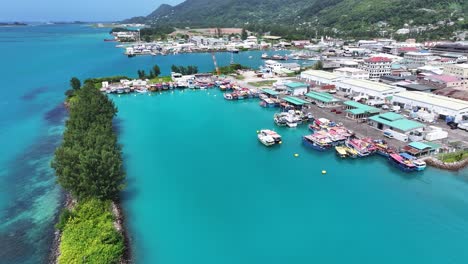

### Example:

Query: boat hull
xmin=302 ymin=137 xmax=330 ymax=151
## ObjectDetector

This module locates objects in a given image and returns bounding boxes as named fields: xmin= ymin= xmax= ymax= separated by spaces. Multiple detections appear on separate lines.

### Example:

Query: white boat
xmin=258 ymin=129 xmax=282 ymax=146
xmin=258 ymin=133 xmax=275 ymax=146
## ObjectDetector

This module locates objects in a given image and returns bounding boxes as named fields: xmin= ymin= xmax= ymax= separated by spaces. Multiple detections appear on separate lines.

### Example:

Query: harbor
xmin=99 ymin=71 xmax=466 ymax=173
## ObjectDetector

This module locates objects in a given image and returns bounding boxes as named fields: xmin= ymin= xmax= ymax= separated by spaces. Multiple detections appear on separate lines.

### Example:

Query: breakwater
xmin=423 ymin=157 xmax=468 ymax=171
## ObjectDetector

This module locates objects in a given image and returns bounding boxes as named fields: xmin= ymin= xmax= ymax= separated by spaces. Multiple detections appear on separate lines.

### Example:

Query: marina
xmin=2 ymin=23 xmax=468 ymax=264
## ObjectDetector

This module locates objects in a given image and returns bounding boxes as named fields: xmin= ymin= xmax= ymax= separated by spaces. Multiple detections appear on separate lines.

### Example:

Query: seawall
xmin=423 ymin=157 xmax=468 ymax=171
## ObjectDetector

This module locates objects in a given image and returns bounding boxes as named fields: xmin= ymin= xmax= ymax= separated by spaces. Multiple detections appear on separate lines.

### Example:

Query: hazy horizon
xmin=0 ymin=0 xmax=184 ymax=22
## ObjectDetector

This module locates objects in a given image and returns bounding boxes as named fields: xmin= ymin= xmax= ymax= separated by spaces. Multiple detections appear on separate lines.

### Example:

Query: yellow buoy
xmin=279 ymin=141 xmax=282 ymax=144
xmin=294 ymin=153 xmax=299 ymax=157
xmin=322 ymin=170 xmax=327 ymax=174
xmin=256 ymin=130 xmax=260 ymax=134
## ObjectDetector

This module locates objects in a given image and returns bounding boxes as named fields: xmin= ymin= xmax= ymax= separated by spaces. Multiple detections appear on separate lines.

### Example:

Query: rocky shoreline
xmin=423 ymin=157 xmax=468 ymax=171
xmin=48 ymin=194 xmax=132 ymax=264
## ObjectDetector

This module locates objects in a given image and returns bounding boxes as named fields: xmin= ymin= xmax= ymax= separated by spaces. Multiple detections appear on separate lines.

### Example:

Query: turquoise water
xmin=1 ymin=24 xmax=468 ymax=264
xmin=0 ymin=24 xmax=271 ymax=263
xmin=115 ymin=90 xmax=468 ymax=264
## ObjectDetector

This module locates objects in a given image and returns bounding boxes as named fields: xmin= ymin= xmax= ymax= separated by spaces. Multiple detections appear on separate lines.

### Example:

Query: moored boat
xmin=335 ymin=146 xmax=348 ymax=158
xmin=302 ymin=134 xmax=332 ymax=151
xmin=400 ymin=153 xmax=426 ymax=171
xmin=257 ymin=129 xmax=282 ymax=146
xmin=388 ymin=153 xmax=417 ymax=172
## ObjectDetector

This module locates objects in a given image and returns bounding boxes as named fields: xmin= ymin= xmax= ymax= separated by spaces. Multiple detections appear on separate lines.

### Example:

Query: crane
xmin=211 ymin=52 xmax=220 ymax=76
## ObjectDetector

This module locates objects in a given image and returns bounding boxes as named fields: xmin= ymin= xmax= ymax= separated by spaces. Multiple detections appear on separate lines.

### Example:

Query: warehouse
xmin=392 ymin=91 xmax=468 ymax=123
xmin=299 ymin=70 xmax=343 ymax=86
xmin=335 ymin=79 xmax=405 ymax=100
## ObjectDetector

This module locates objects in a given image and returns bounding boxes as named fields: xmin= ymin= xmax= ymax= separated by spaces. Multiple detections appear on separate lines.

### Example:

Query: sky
xmin=0 ymin=0 xmax=184 ymax=22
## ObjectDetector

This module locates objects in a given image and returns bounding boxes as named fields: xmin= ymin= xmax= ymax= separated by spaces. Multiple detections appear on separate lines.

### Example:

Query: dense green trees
xmin=52 ymin=82 xmax=125 ymax=201
xmin=171 ymin=65 xmax=198 ymax=75
xmin=241 ymin=28 xmax=248 ymax=40
xmin=53 ymin=78 xmax=126 ymax=263
xmin=70 ymin=77 xmax=81 ymax=91
xmin=137 ymin=64 xmax=161 ymax=79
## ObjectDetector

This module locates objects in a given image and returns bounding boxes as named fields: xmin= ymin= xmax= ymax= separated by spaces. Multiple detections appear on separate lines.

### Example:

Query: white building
xmin=358 ymin=57 xmax=393 ymax=81
xmin=392 ymin=91 xmax=468 ymax=123
xmin=333 ymin=67 xmax=369 ymax=80
xmin=443 ymin=63 xmax=468 ymax=89
xmin=404 ymin=52 xmax=434 ymax=65
xmin=335 ymin=79 xmax=405 ymax=100
xmin=299 ymin=70 xmax=343 ymax=86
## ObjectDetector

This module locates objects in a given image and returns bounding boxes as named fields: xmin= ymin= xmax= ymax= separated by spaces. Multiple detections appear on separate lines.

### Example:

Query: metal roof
xmin=305 ymin=91 xmax=340 ymax=103
xmin=344 ymin=101 xmax=380 ymax=115
xmin=301 ymin=70 xmax=341 ymax=80
xmin=408 ymin=141 xmax=434 ymax=150
xmin=285 ymin=82 xmax=308 ymax=89
xmin=338 ymin=79 xmax=401 ymax=93
xmin=393 ymin=91 xmax=468 ymax=111
xmin=369 ymin=114 xmax=425 ymax=132
xmin=282 ymin=96 xmax=308 ymax=106
xmin=262 ymin=88 xmax=279 ymax=96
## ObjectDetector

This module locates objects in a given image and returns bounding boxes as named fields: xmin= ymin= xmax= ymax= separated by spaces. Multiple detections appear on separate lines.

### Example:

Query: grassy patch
xmin=438 ymin=150 xmax=468 ymax=163
xmin=248 ymin=80 xmax=276 ymax=87
xmin=234 ymin=75 xmax=245 ymax=80
xmin=58 ymin=199 xmax=124 ymax=264
xmin=149 ymin=76 xmax=172 ymax=83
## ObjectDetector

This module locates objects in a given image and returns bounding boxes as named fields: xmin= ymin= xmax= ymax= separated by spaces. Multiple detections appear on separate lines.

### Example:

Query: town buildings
xmin=358 ymin=57 xmax=392 ymax=81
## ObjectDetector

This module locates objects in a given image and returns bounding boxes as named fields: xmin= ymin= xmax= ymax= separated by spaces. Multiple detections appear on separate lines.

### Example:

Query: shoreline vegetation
xmin=51 ymin=78 xmax=129 ymax=263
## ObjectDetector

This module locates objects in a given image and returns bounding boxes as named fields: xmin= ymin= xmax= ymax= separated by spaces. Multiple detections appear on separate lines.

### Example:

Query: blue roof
xmin=400 ymin=153 xmax=415 ymax=160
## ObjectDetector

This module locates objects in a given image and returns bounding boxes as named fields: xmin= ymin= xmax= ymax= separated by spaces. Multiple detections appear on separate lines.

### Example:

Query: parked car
xmin=447 ymin=121 xmax=458 ymax=130
xmin=330 ymin=109 xmax=337 ymax=112
xmin=335 ymin=110 xmax=343 ymax=114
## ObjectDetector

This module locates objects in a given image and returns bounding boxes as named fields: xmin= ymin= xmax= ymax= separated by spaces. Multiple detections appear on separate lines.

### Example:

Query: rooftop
xmin=425 ymin=74 xmax=462 ymax=83
xmin=369 ymin=113 xmax=425 ymax=132
xmin=282 ymin=96 xmax=308 ymax=106
xmin=344 ymin=101 xmax=380 ymax=115
xmin=365 ymin=57 xmax=392 ymax=63
xmin=408 ymin=141 xmax=434 ymax=150
xmin=338 ymin=79 xmax=401 ymax=93
xmin=334 ymin=67 xmax=367 ymax=73
xmin=301 ymin=70 xmax=341 ymax=80
xmin=261 ymin=88 xmax=279 ymax=96
xmin=285 ymin=82 xmax=308 ymax=89
xmin=305 ymin=91 xmax=340 ymax=103
xmin=394 ymin=91 xmax=468 ymax=111
xmin=396 ymin=83 xmax=434 ymax=91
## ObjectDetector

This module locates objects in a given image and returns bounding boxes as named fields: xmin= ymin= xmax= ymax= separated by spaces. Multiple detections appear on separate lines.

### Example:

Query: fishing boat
xmin=344 ymin=146 xmax=358 ymax=158
xmin=345 ymin=138 xmax=371 ymax=157
xmin=224 ymin=93 xmax=234 ymax=100
xmin=335 ymin=146 xmax=348 ymax=158
xmin=302 ymin=134 xmax=332 ymax=151
xmin=260 ymin=98 xmax=280 ymax=108
xmin=388 ymin=153 xmax=417 ymax=172
xmin=400 ymin=153 xmax=426 ymax=171
xmin=135 ymin=88 xmax=148 ymax=93
xmin=258 ymin=129 xmax=282 ymax=146
xmin=261 ymin=53 xmax=269 ymax=59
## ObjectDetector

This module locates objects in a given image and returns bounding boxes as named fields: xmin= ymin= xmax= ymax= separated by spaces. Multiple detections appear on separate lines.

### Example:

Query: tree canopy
xmin=52 ymin=82 xmax=125 ymax=201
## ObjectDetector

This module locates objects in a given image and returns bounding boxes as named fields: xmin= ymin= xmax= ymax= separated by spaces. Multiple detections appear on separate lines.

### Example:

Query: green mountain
xmin=126 ymin=0 xmax=467 ymax=38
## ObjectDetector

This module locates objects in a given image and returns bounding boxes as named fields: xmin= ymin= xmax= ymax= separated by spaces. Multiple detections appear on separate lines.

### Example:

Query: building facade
xmin=359 ymin=57 xmax=392 ymax=81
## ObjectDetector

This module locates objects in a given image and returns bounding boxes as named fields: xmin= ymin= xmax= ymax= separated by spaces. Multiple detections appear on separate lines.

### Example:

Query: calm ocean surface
xmin=0 ymin=24 xmax=467 ymax=264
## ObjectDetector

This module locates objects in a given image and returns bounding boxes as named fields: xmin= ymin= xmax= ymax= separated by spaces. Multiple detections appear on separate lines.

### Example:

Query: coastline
xmin=423 ymin=156 xmax=468 ymax=171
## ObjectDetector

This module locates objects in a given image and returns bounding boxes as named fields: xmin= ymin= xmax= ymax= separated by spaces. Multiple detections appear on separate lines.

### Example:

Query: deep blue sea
xmin=0 ymin=24 xmax=467 ymax=264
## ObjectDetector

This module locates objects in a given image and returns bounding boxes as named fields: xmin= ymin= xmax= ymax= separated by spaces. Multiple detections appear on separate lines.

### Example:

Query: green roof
xmin=377 ymin=112 xmax=404 ymax=121
xmin=305 ymin=91 xmax=340 ymax=103
xmin=422 ymin=141 xmax=441 ymax=150
xmin=285 ymin=82 xmax=308 ymax=89
xmin=262 ymin=88 xmax=279 ymax=96
xmin=369 ymin=114 xmax=425 ymax=132
xmin=282 ymin=96 xmax=308 ymax=106
xmin=409 ymin=142 xmax=434 ymax=150
xmin=344 ymin=101 xmax=380 ymax=115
